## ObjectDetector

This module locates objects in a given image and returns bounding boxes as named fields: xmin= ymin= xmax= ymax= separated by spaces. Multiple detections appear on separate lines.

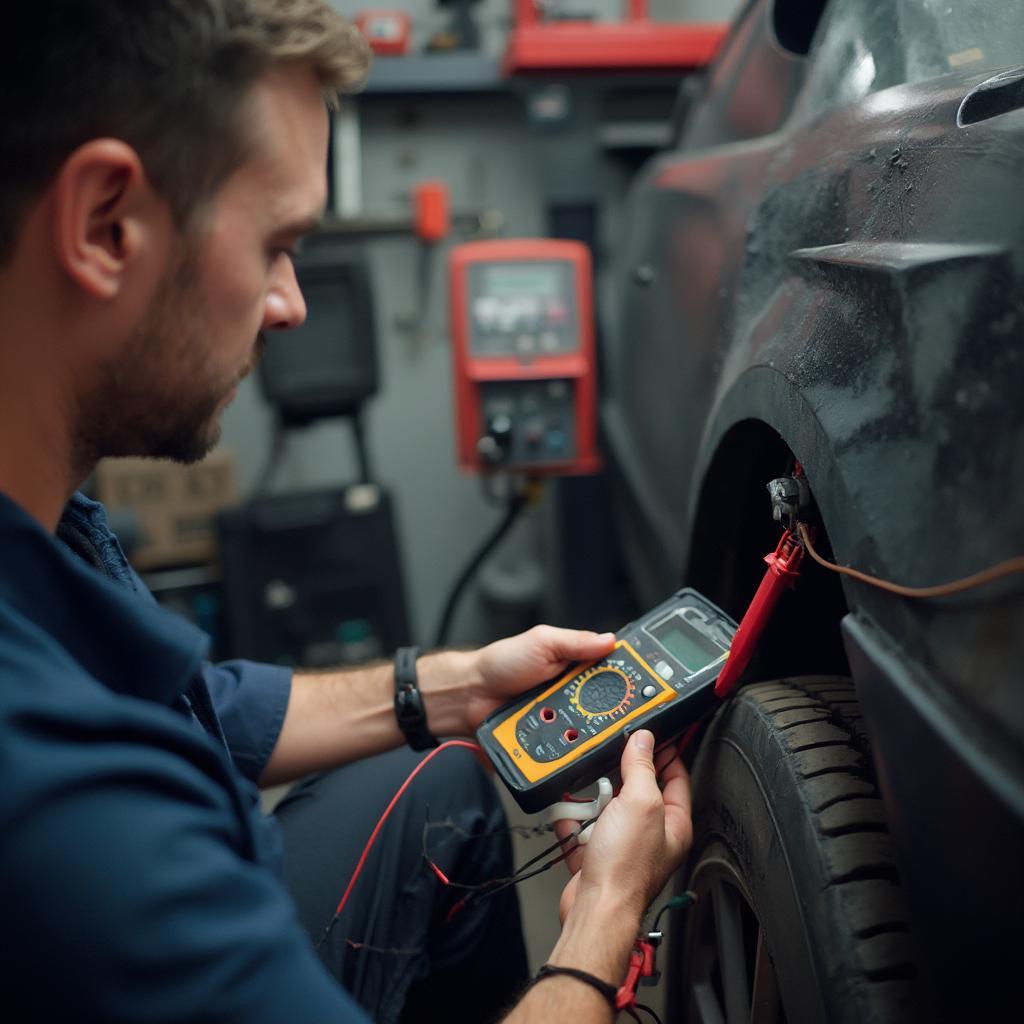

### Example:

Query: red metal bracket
xmin=505 ymin=0 xmax=728 ymax=75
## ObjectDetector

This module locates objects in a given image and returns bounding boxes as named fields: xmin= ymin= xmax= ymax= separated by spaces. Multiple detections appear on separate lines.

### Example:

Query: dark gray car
xmin=603 ymin=1 xmax=1024 ymax=1019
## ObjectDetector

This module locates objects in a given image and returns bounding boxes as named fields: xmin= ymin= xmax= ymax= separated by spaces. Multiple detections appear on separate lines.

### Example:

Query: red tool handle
xmin=615 ymin=939 xmax=657 ymax=1010
xmin=413 ymin=180 xmax=449 ymax=242
xmin=713 ymin=529 xmax=805 ymax=698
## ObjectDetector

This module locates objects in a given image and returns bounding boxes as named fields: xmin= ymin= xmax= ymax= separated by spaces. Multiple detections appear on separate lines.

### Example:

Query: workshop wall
xmin=219 ymin=0 xmax=741 ymax=650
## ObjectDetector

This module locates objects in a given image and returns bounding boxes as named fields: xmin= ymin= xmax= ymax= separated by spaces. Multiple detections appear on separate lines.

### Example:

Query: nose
xmin=263 ymin=255 xmax=307 ymax=331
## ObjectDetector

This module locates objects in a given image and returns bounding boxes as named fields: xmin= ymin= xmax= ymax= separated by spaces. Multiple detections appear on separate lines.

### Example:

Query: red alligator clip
xmin=615 ymin=939 xmax=658 ymax=1011
xmin=713 ymin=527 xmax=806 ymax=699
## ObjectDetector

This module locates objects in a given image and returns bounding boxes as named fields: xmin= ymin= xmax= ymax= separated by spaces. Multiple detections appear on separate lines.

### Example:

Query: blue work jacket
xmin=0 ymin=491 xmax=368 ymax=1022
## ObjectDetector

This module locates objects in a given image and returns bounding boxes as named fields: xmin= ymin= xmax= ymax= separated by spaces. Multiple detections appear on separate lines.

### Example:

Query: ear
xmin=52 ymin=139 xmax=167 ymax=300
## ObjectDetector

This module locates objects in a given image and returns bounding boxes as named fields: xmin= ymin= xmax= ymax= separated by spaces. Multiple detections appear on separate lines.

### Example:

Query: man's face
xmin=80 ymin=67 xmax=328 ymax=465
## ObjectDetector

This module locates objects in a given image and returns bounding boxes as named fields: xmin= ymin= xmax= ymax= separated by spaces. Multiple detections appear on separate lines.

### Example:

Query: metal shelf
xmin=362 ymin=53 xmax=505 ymax=95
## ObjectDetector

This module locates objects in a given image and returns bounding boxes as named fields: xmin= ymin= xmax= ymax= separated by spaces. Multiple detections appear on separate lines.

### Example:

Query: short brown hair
xmin=0 ymin=1 xmax=370 ymax=262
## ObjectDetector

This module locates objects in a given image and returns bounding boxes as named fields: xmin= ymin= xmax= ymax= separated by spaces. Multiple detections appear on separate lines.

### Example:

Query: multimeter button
xmin=641 ymin=684 xmax=658 ymax=698
xmin=546 ymin=430 xmax=565 ymax=451
xmin=516 ymin=334 xmax=536 ymax=353
xmin=655 ymin=661 xmax=674 ymax=681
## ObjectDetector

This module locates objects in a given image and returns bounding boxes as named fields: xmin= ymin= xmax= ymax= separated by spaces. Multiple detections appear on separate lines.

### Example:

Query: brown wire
xmin=796 ymin=522 xmax=1024 ymax=599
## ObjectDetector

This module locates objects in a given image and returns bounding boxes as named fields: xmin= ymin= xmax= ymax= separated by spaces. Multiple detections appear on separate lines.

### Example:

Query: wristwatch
xmin=393 ymin=646 xmax=439 ymax=751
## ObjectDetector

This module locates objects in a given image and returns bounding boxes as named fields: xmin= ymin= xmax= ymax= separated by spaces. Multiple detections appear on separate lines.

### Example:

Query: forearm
xmin=259 ymin=624 xmax=616 ymax=786
xmin=502 ymin=892 xmax=640 ymax=1024
xmin=260 ymin=649 xmax=480 ymax=786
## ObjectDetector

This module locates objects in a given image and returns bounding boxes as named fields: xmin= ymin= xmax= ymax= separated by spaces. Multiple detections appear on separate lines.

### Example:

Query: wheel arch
xmin=684 ymin=369 xmax=857 ymax=680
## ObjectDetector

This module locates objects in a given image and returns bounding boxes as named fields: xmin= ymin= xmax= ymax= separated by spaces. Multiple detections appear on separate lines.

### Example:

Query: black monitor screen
xmin=259 ymin=258 xmax=377 ymax=422
xmin=276 ymin=277 xmax=357 ymax=389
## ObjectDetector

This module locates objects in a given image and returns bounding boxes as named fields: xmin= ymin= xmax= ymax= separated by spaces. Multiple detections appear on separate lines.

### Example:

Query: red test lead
xmin=713 ymin=527 xmax=806 ymax=699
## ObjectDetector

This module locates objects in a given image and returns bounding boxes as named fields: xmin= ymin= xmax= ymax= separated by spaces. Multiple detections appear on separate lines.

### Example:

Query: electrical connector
xmin=767 ymin=475 xmax=809 ymax=530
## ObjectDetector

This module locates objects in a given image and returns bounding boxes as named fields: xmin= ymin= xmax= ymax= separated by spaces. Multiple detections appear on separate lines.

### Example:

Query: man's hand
xmin=460 ymin=625 xmax=616 ymax=735
xmin=500 ymin=731 xmax=692 ymax=1023
xmin=554 ymin=731 xmax=692 ymax=925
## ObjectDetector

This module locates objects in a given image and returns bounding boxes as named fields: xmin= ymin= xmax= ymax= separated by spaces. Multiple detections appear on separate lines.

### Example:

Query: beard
xmin=75 ymin=242 xmax=265 ymax=473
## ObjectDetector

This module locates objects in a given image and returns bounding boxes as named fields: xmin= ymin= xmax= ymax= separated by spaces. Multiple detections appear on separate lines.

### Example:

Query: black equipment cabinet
xmin=218 ymin=485 xmax=410 ymax=667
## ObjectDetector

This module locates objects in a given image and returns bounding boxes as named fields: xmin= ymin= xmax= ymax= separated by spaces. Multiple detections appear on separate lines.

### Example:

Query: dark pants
xmin=275 ymin=746 xmax=529 ymax=1024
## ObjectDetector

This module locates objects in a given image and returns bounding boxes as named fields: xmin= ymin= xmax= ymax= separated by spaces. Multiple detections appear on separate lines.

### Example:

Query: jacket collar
xmin=0 ymin=490 xmax=207 ymax=706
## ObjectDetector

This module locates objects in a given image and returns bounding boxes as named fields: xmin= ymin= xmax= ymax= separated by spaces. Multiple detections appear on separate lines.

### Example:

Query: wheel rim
xmin=685 ymin=848 xmax=784 ymax=1024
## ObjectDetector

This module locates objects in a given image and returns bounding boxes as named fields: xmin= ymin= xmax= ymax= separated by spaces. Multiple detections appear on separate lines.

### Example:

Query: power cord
xmin=433 ymin=479 xmax=541 ymax=647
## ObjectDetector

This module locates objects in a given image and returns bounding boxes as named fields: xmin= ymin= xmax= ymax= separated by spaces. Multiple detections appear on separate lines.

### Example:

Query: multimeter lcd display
xmin=478 ymin=588 xmax=737 ymax=812
xmin=649 ymin=615 xmax=723 ymax=673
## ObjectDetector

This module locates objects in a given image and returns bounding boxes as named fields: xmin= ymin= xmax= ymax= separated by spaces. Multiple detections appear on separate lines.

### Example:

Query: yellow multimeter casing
xmin=477 ymin=588 xmax=737 ymax=813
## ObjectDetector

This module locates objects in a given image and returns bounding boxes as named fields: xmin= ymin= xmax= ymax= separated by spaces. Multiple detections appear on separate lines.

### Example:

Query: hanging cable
xmin=433 ymin=479 xmax=541 ymax=647
xmin=316 ymin=739 xmax=483 ymax=948
xmin=350 ymin=409 xmax=373 ymax=485
xmin=651 ymin=891 xmax=699 ymax=934
xmin=422 ymin=811 xmax=591 ymax=922
xmin=797 ymin=522 xmax=1024 ymax=598
xmin=632 ymin=1003 xmax=664 ymax=1024
xmin=317 ymin=738 xmax=591 ymax=948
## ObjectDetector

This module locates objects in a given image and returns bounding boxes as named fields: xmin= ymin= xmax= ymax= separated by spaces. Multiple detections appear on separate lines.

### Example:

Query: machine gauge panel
xmin=467 ymin=260 xmax=580 ymax=358
xmin=450 ymin=239 xmax=599 ymax=476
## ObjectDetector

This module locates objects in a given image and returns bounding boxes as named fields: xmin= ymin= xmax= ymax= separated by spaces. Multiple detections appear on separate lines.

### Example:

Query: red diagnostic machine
xmin=449 ymin=239 xmax=600 ymax=476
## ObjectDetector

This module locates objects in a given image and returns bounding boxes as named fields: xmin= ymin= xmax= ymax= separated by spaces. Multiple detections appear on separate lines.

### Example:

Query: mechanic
xmin=0 ymin=2 xmax=692 ymax=1022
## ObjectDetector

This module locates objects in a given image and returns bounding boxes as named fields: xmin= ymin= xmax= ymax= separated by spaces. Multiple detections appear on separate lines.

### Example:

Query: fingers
xmin=620 ymin=734 xmax=692 ymax=858
xmin=654 ymin=741 xmax=678 ymax=776
xmin=619 ymin=729 xmax=659 ymax=791
xmin=658 ymin=756 xmax=694 ymax=859
xmin=530 ymin=625 xmax=616 ymax=664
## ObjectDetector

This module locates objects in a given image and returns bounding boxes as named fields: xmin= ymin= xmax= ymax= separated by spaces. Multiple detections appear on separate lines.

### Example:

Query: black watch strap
xmin=393 ymin=646 xmax=439 ymax=751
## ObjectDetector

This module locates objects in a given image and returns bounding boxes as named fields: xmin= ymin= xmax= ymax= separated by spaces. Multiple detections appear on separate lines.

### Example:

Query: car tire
xmin=669 ymin=677 xmax=918 ymax=1024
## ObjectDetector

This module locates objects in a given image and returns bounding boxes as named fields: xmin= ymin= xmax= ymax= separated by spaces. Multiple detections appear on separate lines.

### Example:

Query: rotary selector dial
xmin=569 ymin=663 xmax=636 ymax=718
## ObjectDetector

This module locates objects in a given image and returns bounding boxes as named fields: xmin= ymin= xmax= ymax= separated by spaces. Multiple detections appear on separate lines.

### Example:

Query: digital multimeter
xmin=477 ymin=588 xmax=738 ymax=813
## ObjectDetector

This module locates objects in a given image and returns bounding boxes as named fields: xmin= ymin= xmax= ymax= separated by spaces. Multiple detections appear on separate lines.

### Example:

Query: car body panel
xmin=603 ymin=0 xmax=1024 ymax=1012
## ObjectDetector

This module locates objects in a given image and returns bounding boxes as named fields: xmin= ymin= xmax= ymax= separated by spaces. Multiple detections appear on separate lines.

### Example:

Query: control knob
xmin=477 ymin=413 xmax=513 ymax=464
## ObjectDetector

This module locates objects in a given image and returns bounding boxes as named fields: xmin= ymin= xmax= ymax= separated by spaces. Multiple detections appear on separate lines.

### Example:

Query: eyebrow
xmin=275 ymin=213 xmax=324 ymax=241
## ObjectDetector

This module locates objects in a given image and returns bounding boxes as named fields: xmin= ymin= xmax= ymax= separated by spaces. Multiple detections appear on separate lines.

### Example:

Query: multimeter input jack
xmin=563 ymin=728 xmax=579 ymax=743
xmin=540 ymin=707 xmax=556 ymax=723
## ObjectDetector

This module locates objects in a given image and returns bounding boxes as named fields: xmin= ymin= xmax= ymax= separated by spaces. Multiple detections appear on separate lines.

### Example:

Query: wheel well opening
xmin=686 ymin=421 xmax=849 ymax=679
xmin=771 ymin=0 xmax=830 ymax=57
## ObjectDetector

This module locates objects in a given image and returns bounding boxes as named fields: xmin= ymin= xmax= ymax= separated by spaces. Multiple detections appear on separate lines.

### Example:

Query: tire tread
xmin=742 ymin=677 xmax=916 ymax=1018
